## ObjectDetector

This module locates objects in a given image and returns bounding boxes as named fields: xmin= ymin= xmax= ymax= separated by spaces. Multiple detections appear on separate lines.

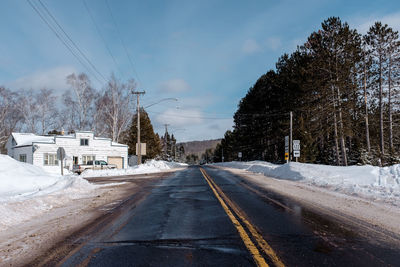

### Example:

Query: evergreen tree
xmin=365 ymin=22 xmax=399 ymax=162
xmin=122 ymin=108 xmax=162 ymax=160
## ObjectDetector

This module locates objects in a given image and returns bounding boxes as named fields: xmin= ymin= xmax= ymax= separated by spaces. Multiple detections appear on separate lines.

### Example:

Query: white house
xmin=6 ymin=131 xmax=128 ymax=172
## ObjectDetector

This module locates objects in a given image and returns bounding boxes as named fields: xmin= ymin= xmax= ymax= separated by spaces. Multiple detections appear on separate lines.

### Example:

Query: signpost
xmin=57 ymin=147 xmax=66 ymax=175
xmin=238 ymin=152 xmax=242 ymax=161
xmin=284 ymin=136 xmax=289 ymax=162
xmin=293 ymin=140 xmax=300 ymax=161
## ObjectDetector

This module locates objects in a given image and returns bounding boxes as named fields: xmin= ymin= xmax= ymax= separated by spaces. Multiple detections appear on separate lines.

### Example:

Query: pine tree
xmin=122 ymin=108 xmax=161 ymax=160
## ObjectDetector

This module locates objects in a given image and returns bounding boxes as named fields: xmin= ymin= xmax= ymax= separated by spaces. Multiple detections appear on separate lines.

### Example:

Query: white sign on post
xmin=136 ymin=143 xmax=147 ymax=155
xmin=238 ymin=152 xmax=242 ymax=158
xmin=285 ymin=136 xmax=289 ymax=153
xmin=57 ymin=147 xmax=66 ymax=175
xmin=293 ymin=140 xmax=300 ymax=158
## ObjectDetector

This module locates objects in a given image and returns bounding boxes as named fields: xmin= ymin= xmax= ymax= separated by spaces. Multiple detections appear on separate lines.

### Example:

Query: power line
xmin=104 ymin=0 xmax=143 ymax=85
xmin=82 ymin=0 xmax=125 ymax=79
xmin=26 ymin=0 xmax=103 ymax=84
xmin=147 ymin=110 xmax=232 ymax=120
xmin=37 ymin=0 xmax=107 ymax=83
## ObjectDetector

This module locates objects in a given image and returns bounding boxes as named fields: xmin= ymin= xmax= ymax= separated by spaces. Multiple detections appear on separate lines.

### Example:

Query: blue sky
xmin=1 ymin=0 xmax=400 ymax=142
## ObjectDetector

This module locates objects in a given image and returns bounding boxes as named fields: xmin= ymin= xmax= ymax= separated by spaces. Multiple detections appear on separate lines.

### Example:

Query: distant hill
xmin=178 ymin=139 xmax=221 ymax=158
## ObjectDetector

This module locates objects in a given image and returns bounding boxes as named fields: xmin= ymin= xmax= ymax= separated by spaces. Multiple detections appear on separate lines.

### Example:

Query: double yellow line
xmin=200 ymin=168 xmax=285 ymax=267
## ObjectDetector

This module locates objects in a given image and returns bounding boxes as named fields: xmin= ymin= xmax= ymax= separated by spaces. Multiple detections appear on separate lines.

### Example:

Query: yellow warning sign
xmin=284 ymin=152 xmax=289 ymax=160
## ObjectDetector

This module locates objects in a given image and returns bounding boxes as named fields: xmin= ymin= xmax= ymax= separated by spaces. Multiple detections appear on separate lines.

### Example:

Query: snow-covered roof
xmin=10 ymin=132 xmax=127 ymax=147
xmin=11 ymin=133 xmax=55 ymax=147
xmin=111 ymin=141 xmax=128 ymax=147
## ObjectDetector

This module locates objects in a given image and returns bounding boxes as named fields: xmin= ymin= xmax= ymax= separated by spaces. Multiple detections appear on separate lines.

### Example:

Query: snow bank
xmin=81 ymin=160 xmax=188 ymax=178
xmin=0 ymin=155 xmax=97 ymax=231
xmin=214 ymin=161 xmax=400 ymax=203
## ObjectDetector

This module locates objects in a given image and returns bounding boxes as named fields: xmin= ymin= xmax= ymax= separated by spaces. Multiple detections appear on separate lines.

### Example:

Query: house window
xmin=80 ymin=138 xmax=89 ymax=146
xmin=82 ymin=155 xmax=95 ymax=164
xmin=44 ymin=153 xmax=58 ymax=166
xmin=19 ymin=154 xmax=27 ymax=163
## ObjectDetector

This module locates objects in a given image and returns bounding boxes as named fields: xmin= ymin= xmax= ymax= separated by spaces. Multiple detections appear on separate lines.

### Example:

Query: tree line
xmin=214 ymin=17 xmax=400 ymax=166
xmin=0 ymin=73 xmax=135 ymax=152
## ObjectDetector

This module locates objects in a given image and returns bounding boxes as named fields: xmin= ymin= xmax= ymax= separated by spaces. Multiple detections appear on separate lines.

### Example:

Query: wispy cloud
xmin=7 ymin=66 xmax=77 ymax=93
xmin=159 ymin=78 xmax=191 ymax=93
xmin=353 ymin=12 xmax=400 ymax=34
xmin=265 ymin=37 xmax=282 ymax=51
xmin=242 ymin=39 xmax=262 ymax=54
xmin=155 ymin=108 xmax=203 ymax=127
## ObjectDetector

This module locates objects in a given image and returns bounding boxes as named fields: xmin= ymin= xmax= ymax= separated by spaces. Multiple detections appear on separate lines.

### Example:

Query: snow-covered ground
xmin=0 ymin=155 xmax=186 ymax=231
xmin=213 ymin=161 xmax=400 ymax=242
xmin=213 ymin=161 xmax=400 ymax=205
xmin=81 ymin=160 xmax=187 ymax=178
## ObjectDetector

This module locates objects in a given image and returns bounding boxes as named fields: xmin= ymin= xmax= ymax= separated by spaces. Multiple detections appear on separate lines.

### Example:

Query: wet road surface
xmin=45 ymin=166 xmax=400 ymax=266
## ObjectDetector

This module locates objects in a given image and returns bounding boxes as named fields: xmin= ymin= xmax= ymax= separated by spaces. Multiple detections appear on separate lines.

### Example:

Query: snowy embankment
xmin=0 ymin=155 xmax=186 ymax=231
xmin=213 ymin=161 xmax=400 ymax=204
xmin=0 ymin=155 xmax=97 ymax=231
xmin=81 ymin=160 xmax=187 ymax=178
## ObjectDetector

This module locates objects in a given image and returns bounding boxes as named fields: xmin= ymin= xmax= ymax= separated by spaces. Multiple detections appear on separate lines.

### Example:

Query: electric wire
xmin=37 ymin=0 xmax=107 ymax=83
xmin=26 ymin=0 xmax=104 ymax=84
xmin=82 ymin=0 xmax=125 ymax=80
xmin=104 ymin=0 xmax=143 ymax=86
xmin=147 ymin=110 xmax=232 ymax=120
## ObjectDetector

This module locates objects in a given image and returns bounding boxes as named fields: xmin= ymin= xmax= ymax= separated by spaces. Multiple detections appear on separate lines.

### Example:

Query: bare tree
xmin=98 ymin=75 xmax=135 ymax=142
xmin=36 ymin=88 xmax=58 ymax=135
xmin=64 ymin=73 xmax=96 ymax=131
xmin=17 ymin=89 xmax=39 ymax=134
xmin=0 ymin=87 xmax=22 ymax=152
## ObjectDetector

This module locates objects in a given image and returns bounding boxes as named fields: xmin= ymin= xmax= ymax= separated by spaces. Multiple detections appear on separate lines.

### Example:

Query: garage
xmin=108 ymin=156 xmax=124 ymax=169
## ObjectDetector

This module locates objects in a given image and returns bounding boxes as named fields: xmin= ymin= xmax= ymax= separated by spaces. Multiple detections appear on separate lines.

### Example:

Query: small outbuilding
xmin=6 ymin=131 xmax=128 ymax=172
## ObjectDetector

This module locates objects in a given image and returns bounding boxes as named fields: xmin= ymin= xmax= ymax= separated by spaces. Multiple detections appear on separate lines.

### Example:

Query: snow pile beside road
xmin=0 ymin=155 xmax=97 ymax=231
xmin=214 ymin=161 xmax=400 ymax=203
xmin=81 ymin=160 xmax=188 ymax=178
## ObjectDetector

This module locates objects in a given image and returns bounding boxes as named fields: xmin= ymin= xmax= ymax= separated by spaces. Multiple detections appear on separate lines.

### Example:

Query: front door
xmin=73 ymin=156 xmax=78 ymax=165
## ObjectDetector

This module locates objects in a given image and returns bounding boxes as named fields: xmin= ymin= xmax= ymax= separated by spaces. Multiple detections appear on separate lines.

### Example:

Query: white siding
xmin=8 ymin=131 xmax=128 ymax=171
xmin=13 ymin=146 xmax=33 ymax=164
xmin=32 ymin=132 xmax=128 ymax=170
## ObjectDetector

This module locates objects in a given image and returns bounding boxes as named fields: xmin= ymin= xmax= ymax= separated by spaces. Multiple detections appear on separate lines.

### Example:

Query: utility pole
xmin=289 ymin=111 xmax=293 ymax=162
xmin=133 ymin=91 xmax=145 ymax=165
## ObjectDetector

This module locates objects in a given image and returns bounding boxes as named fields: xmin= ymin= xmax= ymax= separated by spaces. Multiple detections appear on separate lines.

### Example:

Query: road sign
xmin=136 ymin=143 xmax=147 ymax=155
xmin=293 ymin=140 xmax=300 ymax=158
xmin=285 ymin=136 xmax=289 ymax=153
xmin=57 ymin=147 xmax=65 ymax=160
xmin=57 ymin=147 xmax=66 ymax=175
xmin=293 ymin=140 xmax=300 ymax=151
xmin=238 ymin=152 xmax=242 ymax=158
xmin=284 ymin=152 xmax=289 ymax=161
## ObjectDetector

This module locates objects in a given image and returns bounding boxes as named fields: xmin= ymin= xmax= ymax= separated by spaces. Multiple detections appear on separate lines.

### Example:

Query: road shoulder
xmin=0 ymin=172 xmax=171 ymax=266
xmin=216 ymin=166 xmax=400 ymax=245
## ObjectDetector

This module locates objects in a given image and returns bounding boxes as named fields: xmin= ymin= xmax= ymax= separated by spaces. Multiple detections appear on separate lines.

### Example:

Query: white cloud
xmin=242 ymin=39 xmax=262 ymax=54
xmin=7 ymin=66 xmax=77 ymax=93
xmin=265 ymin=37 xmax=282 ymax=51
xmin=155 ymin=108 xmax=204 ymax=127
xmin=354 ymin=12 xmax=400 ymax=34
xmin=159 ymin=78 xmax=191 ymax=93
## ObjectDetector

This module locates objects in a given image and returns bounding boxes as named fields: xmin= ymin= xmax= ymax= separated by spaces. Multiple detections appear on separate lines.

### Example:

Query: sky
xmin=1 ymin=0 xmax=400 ymax=142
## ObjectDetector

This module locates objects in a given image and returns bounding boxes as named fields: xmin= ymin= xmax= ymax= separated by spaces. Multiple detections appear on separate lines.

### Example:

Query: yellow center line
xmin=200 ymin=168 xmax=268 ymax=267
xmin=200 ymin=168 xmax=285 ymax=267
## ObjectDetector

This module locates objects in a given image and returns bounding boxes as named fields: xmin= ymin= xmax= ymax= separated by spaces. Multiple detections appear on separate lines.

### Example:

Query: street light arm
xmin=144 ymin=98 xmax=178 ymax=109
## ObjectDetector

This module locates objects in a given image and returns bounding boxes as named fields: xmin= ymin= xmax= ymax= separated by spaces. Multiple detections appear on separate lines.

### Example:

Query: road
xmin=33 ymin=166 xmax=400 ymax=266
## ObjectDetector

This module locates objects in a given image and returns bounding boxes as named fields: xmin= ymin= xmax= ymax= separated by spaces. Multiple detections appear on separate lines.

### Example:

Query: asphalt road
xmin=41 ymin=166 xmax=400 ymax=266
